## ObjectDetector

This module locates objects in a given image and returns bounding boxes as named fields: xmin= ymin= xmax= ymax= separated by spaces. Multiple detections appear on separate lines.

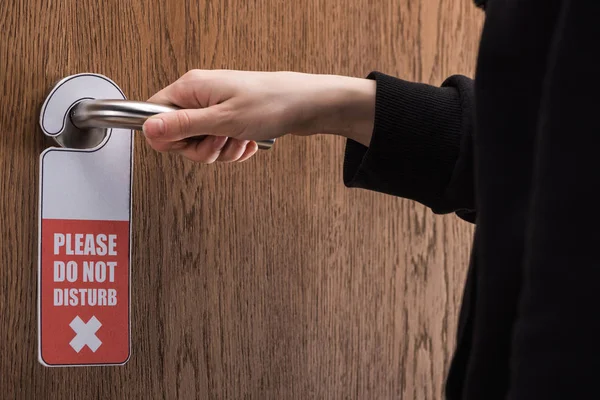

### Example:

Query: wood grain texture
xmin=0 ymin=0 xmax=482 ymax=398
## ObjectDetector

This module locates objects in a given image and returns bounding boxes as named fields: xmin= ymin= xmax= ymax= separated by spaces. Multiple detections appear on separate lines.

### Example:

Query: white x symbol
xmin=69 ymin=316 xmax=102 ymax=353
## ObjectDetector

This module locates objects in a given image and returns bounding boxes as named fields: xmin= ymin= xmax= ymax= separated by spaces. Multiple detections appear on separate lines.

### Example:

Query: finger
xmin=216 ymin=138 xmax=249 ymax=162
xmin=144 ymin=136 xmax=188 ymax=153
xmin=177 ymin=136 xmax=229 ymax=164
xmin=142 ymin=106 xmax=228 ymax=142
xmin=147 ymin=71 xmax=216 ymax=109
xmin=147 ymin=81 xmax=200 ymax=109
xmin=237 ymin=141 xmax=259 ymax=162
xmin=147 ymin=81 xmax=178 ymax=106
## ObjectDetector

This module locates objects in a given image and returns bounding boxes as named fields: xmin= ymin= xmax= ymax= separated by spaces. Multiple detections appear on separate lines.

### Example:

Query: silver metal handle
xmin=70 ymin=99 xmax=276 ymax=150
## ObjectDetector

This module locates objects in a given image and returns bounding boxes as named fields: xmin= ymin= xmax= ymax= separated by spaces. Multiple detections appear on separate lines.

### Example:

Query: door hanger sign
xmin=38 ymin=74 xmax=133 ymax=366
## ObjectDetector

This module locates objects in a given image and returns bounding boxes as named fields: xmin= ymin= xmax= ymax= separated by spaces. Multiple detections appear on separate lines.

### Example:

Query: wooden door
xmin=1 ymin=1 xmax=482 ymax=398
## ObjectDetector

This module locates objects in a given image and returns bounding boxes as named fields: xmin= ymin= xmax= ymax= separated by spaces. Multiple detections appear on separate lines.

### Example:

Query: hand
xmin=143 ymin=70 xmax=376 ymax=163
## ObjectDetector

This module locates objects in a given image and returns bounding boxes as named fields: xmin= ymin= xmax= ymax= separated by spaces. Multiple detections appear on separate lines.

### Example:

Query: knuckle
xmin=182 ymin=69 xmax=202 ymax=81
xmin=182 ymin=141 xmax=218 ymax=164
xmin=215 ymin=106 xmax=240 ymax=135
xmin=173 ymin=110 xmax=192 ymax=136
xmin=189 ymin=154 xmax=215 ymax=164
xmin=218 ymin=153 xmax=234 ymax=163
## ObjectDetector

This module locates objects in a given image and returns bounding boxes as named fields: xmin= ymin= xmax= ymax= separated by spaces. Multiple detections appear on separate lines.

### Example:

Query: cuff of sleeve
xmin=343 ymin=72 xmax=464 ymax=212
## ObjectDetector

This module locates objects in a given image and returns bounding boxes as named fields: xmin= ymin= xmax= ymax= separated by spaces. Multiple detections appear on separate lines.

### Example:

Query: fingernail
xmin=212 ymin=136 xmax=228 ymax=151
xmin=143 ymin=118 xmax=164 ymax=137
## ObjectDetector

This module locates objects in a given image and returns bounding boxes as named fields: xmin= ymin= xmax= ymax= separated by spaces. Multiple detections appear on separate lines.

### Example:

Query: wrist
xmin=293 ymin=74 xmax=376 ymax=146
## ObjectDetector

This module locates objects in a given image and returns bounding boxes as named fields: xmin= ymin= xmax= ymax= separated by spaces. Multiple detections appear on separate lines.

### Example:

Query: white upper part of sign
xmin=39 ymin=74 xmax=133 ymax=221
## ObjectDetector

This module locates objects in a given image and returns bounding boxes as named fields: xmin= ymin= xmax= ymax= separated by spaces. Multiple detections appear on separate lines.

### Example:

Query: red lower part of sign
xmin=40 ymin=218 xmax=130 ymax=365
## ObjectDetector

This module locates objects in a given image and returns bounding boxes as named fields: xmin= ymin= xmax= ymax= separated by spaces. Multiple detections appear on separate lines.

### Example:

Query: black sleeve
xmin=343 ymin=72 xmax=476 ymax=222
xmin=508 ymin=2 xmax=600 ymax=398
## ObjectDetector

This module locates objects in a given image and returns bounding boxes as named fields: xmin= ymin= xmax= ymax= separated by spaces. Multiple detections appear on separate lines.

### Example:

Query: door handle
xmin=70 ymin=99 xmax=276 ymax=150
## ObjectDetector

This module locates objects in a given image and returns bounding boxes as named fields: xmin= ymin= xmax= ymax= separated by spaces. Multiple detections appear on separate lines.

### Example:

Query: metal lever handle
xmin=70 ymin=99 xmax=276 ymax=150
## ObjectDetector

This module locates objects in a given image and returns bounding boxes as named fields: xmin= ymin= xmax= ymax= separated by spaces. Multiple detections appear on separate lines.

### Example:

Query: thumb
xmin=142 ymin=106 xmax=226 ymax=141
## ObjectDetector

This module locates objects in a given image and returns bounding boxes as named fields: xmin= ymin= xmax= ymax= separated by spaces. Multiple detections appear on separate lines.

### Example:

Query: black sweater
xmin=343 ymin=0 xmax=600 ymax=399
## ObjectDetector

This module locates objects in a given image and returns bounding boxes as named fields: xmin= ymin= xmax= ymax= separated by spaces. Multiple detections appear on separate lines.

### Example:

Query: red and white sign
xmin=39 ymin=219 xmax=130 ymax=364
xmin=38 ymin=74 xmax=133 ymax=366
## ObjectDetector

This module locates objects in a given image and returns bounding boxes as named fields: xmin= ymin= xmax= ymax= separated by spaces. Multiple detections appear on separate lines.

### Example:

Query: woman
xmin=142 ymin=0 xmax=600 ymax=398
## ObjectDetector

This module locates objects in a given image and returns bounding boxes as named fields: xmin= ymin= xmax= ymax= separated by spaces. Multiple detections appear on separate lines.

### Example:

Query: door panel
xmin=0 ymin=0 xmax=482 ymax=398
